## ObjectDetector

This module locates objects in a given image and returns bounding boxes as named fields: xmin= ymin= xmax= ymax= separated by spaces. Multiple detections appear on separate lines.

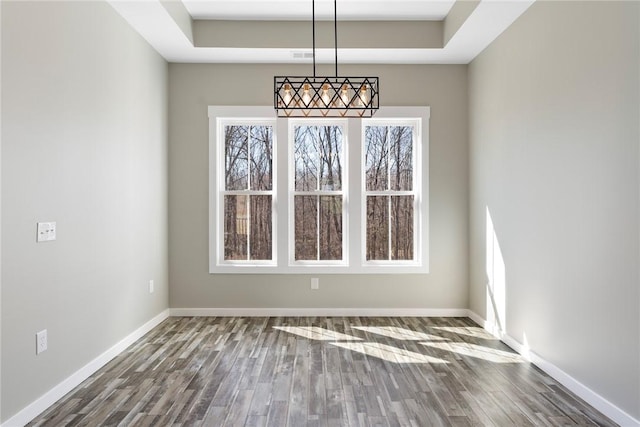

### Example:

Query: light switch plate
xmin=36 ymin=329 xmax=48 ymax=355
xmin=37 ymin=222 xmax=56 ymax=242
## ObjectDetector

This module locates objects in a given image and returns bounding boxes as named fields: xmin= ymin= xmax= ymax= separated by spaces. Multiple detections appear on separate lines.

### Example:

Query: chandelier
xmin=274 ymin=0 xmax=379 ymax=118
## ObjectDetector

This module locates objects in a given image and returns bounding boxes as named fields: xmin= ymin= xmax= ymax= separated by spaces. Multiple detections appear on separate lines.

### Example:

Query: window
xmin=291 ymin=122 xmax=346 ymax=264
xmin=364 ymin=123 xmax=416 ymax=263
xmin=222 ymin=124 xmax=274 ymax=262
xmin=209 ymin=106 xmax=429 ymax=274
xmin=211 ymin=110 xmax=277 ymax=269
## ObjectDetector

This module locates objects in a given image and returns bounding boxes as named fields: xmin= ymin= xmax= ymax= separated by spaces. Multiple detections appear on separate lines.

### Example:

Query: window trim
xmin=208 ymin=106 xmax=430 ymax=274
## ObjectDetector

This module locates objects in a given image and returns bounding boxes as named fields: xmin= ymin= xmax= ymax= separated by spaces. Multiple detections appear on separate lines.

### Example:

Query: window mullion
xmin=365 ymin=190 xmax=412 ymax=197
xmin=246 ymin=195 xmax=251 ymax=260
xmin=222 ymin=190 xmax=272 ymax=197
xmin=293 ymin=190 xmax=343 ymax=196
xmin=387 ymin=194 xmax=392 ymax=260
xmin=246 ymin=126 xmax=252 ymax=261
xmin=316 ymin=195 xmax=320 ymax=261
xmin=386 ymin=126 xmax=391 ymax=192
xmin=247 ymin=126 xmax=252 ymax=191
xmin=386 ymin=127 xmax=391 ymax=261
xmin=315 ymin=131 xmax=320 ymax=262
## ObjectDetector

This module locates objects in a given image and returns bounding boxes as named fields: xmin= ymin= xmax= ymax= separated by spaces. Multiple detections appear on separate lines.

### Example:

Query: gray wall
xmin=1 ymin=1 xmax=169 ymax=421
xmin=468 ymin=1 xmax=639 ymax=419
xmin=169 ymin=64 xmax=468 ymax=309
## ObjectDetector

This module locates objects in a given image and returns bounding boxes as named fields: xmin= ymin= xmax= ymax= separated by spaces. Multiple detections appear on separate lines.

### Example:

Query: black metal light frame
xmin=274 ymin=0 xmax=379 ymax=118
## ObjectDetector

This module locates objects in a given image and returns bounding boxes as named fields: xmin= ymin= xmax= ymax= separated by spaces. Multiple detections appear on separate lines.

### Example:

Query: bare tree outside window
xmin=365 ymin=125 xmax=414 ymax=261
xmin=294 ymin=125 xmax=344 ymax=261
xmin=223 ymin=125 xmax=273 ymax=261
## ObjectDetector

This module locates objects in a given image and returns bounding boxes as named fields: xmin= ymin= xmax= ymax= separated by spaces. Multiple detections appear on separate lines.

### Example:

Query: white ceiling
xmin=108 ymin=0 xmax=535 ymax=64
xmin=182 ymin=0 xmax=456 ymax=21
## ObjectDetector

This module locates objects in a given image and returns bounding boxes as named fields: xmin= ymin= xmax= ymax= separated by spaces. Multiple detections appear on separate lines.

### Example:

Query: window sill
xmin=209 ymin=264 xmax=429 ymax=275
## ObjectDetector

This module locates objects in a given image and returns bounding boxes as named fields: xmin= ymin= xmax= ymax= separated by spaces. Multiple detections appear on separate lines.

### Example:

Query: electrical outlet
xmin=149 ymin=280 xmax=154 ymax=293
xmin=36 ymin=330 xmax=48 ymax=355
xmin=36 ymin=222 xmax=56 ymax=242
xmin=311 ymin=277 xmax=319 ymax=290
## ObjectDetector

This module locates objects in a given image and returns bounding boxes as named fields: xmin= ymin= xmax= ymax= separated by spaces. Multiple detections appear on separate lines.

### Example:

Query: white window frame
xmin=208 ymin=106 xmax=429 ymax=274
xmin=361 ymin=118 xmax=422 ymax=267
xmin=210 ymin=107 xmax=278 ymax=273
xmin=288 ymin=119 xmax=348 ymax=267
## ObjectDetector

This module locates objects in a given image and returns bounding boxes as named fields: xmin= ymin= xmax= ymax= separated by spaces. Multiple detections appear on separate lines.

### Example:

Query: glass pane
xmin=295 ymin=125 xmax=343 ymax=191
xmin=224 ymin=126 xmax=248 ymax=190
xmin=318 ymin=126 xmax=343 ymax=191
xmin=249 ymin=196 xmax=272 ymax=260
xmin=365 ymin=126 xmax=389 ymax=191
xmin=249 ymin=126 xmax=273 ymax=191
xmin=366 ymin=196 xmax=389 ymax=260
xmin=319 ymin=196 xmax=342 ymax=260
xmin=295 ymin=196 xmax=318 ymax=260
xmin=224 ymin=195 xmax=248 ymax=260
xmin=389 ymin=126 xmax=413 ymax=191
xmin=391 ymin=196 xmax=414 ymax=260
xmin=249 ymin=195 xmax=272 ymax=260
xmin=294 ymin=126 xmax=318 ymax=191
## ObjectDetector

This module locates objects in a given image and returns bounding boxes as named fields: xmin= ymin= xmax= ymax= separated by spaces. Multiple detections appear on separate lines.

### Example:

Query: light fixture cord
xmin=312 ymin=0 xmax=316 ymax=78
xmin=334 ymin=0 xmax=338 ymax=77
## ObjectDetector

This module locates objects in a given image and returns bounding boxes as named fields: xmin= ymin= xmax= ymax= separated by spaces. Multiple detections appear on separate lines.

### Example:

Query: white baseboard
xmin=1 ymin=309 xmax=170 ymax=427
xmin=468 ymin=311 xmax=640 ymax=427
xmin=169 ymin=307 xmax=471 ymax=317
xmin=465 ymin=309 xmax=486 ymax=328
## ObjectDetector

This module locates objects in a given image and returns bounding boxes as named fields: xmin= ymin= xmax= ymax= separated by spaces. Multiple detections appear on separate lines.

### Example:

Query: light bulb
xmin=359 ymin=84 xmax=368 ymax=107
xmin=282 ymin=83 xmax=292 ymax=106
xmin=302 ymin=83 xmax=311 ymax=106
xmin=321 ymin=84 xmax=331 ymax=107
xmin=340 ymin=84 xmax=349 ymax=107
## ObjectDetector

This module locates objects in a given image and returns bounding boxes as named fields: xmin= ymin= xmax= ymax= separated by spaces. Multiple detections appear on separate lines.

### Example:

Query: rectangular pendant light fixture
xmin=274 ymin=76 xmax=379 ymax=118
xmin=274 ymin=0 xmax=379 ymax=118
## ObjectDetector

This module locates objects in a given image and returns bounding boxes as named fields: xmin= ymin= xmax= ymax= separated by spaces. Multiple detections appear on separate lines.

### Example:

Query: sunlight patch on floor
xmin=273 ymin=326 xmax=361 ymax=341
xmin=352 ymin=326 xmax=448 ymax=341
xmin=331 ymin=342 xmax=449 ymax=364
xmin=420 ymin=341 xmax=523 ymax=363
xmin=431 ymin=326 xmax=498 ymax=340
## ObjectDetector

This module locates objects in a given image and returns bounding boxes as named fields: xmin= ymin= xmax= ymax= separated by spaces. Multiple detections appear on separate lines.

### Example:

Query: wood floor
xmin=29 ymin=317 xmax=617 ymax=427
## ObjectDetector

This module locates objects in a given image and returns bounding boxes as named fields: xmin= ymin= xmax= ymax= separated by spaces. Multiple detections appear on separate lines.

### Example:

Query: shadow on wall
xmin=485 ymin=206 xmax=506 ymax=337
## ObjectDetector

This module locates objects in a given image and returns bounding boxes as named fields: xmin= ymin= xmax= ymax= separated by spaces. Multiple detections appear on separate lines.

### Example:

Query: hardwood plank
xmin=225 ymin=389 xmax=254 ymax=426
xmin=265 ymin=399 xmax=288 ymax=426
xmin=287 ymin=334 xmax=309 ymax=426
xmin=247 ymin=382 xmax=272 ymax=417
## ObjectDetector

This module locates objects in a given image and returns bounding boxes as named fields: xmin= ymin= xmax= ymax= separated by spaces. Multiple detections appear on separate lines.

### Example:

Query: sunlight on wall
xmin=272 ymin=326 xmax=361 ymax=341
xmin=486 ymin=206 xmax=506 ymax=337
xmin=330 ymin=342 xmax=449 ymax=364
xmin=521 ymin=332 xmax=532 ymax=362
xmin=352 ymin=326 xmax=447 ymax=341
